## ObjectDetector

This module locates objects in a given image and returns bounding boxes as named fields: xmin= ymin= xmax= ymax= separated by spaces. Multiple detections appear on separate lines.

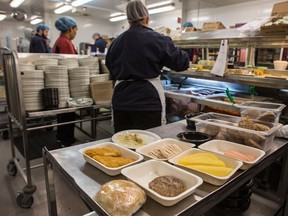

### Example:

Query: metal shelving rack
xmin=0 ymin=50 xmax=111 ymax=208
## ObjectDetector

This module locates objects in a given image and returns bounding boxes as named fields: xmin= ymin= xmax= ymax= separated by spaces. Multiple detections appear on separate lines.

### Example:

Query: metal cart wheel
xmin=7 ymin=161 xmax=17 ymax=176
xmin=16 ymin=192 xmax=34 ymax=208
xmin=2 ymin=130 xmax=8 ymax=139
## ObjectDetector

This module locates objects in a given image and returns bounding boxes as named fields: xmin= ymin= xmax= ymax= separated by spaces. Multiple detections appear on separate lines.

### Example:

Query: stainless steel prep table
xmin=43 ymin=120 xmax=288 ymax=216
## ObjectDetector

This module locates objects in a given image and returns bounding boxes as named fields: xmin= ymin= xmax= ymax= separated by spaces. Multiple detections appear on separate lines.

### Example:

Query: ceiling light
xmin=54 ymin=5 xmax=73 ymax=14
xmin=30 ymin=15 xmax=38 ymax=20
xmin=109 ymin=15 xmax=127 ymax=22
xmin=147 ymin=0 xmax=173 ymax=9
xmin=0 ymin=14 xmax=7 ymax=21
xmin=110 ymin=12 xmax=123 ymax=17
xmin=10 ymin=0 xmax=25 ymax=8
xmin=148 ymin=3 xmax=175 ymax=15
xmin=72 ymin=0 xmax=92 ymax=7
xmin=30 ymin=18 xmax=42 ymax=25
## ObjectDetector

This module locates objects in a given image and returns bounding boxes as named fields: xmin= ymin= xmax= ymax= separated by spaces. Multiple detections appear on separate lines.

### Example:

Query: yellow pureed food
xmin=179 ymin=153 xmax=233 ymax=177
xmin=117 ymin=132 xmax=146 ymax=147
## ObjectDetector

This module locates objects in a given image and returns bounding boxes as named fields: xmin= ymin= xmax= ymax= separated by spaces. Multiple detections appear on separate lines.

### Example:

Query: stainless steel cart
xmin=0 ymin=50 xmax=111 ymax=208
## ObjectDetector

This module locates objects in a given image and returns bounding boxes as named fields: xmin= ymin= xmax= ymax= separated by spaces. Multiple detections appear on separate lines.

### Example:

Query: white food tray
xmin=136 ymin=138 xmax=195 ymax=161
xmin=79 ymin=142 xmax=143 ymax=176
xmin=169 ymin=148 xmax=243 ymax=186
xmin=198 ymin=140 xmax=265 ymax=170
xmin=121 ymin=160 xmax=203 ymax=206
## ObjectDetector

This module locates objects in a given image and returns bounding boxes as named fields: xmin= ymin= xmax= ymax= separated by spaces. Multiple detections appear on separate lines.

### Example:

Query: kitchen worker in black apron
xmin=106 ymin=0 xmax=189 ymax=133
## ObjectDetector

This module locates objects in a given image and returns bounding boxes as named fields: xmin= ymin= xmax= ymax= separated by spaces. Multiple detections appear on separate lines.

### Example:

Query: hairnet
xmin=36 ymin=24 xmax=50 ymax=32
xmin=183 ymin=22 xmax=193 ymax=28
xmin=126 ymin=0 xmax=149 ymax=22
xmin=55 ymin=16 xmax=77 ymax=32
xmin=93 ymin=32 xmax=100 ymax=38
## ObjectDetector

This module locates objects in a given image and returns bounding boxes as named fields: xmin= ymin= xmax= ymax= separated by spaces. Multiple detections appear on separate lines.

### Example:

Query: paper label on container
xmin=211 ymin=39 xmax=228 ymax=77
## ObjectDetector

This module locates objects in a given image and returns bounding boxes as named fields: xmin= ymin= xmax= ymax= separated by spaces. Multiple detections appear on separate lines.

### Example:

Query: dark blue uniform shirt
xmin=91 ymin=37 xmax=107 ymax=53
xmin=29 ymin=33 xmax=49 ymax=53
xmin=106 ymin=25 xmax=189 ymax=112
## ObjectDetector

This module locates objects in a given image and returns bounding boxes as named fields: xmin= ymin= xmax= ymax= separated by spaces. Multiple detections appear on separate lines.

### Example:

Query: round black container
xmin=177 ymin=131 xmax=211 ymax=146
xmin=185 ymin=112 xmax=203 ymax=130
xmin=41 ymin=88 xmax=59 ymax=110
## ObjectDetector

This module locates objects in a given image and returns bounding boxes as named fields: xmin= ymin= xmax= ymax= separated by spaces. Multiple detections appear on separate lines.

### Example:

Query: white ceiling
xmin=0 ymin=0 xmax=254 ymax=22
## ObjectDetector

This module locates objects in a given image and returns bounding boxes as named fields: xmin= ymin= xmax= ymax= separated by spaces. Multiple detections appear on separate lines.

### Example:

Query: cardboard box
xmin=260 ymin=1 xmax=288 ymax=35
xmin=90 ymin=81 xmax=113 ymax=104
xmin=201 ymin=22 xmax=226 ymax=31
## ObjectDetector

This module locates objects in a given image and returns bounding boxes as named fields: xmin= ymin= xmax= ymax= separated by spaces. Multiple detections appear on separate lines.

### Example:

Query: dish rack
xmin=0 ymin=50 xmax=112 ymax=208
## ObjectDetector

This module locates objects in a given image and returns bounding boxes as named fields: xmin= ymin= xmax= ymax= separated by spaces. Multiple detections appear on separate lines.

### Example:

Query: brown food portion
xmin=238 ymin=116 xmax=270 ymax=131
xmin=84 ymin=148 xmax=121 ymax=157
xmin=148 ymin=175 xmax=186 ymax=197
xmin=93 ymin=155 xmax=135 ymax=168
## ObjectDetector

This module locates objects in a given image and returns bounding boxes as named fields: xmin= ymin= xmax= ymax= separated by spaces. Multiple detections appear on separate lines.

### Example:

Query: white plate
xmin=112 ymin=130 xmax=161 ymax=149
xmin=79 ymin=142 xmax=143 ymax=176
xmin=198 ymin=140 xmax=265 ymax=170
xmin=136 ymin=138 xmax=195 ymax=161
xmin=169 ymin=148 xmax=243 ymax=186
xmin=121 ymin=160 xmax=203 ymax=206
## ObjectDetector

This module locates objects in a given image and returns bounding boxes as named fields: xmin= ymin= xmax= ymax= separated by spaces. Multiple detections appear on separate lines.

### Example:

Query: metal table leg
xmin=43 ymin=147 xmax=58 ymax=216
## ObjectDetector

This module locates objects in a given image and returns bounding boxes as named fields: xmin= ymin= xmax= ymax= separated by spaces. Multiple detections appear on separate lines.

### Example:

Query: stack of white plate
xmin=78 ymin=57 xmax=100 ymax=76
xmin=34 ymin=59 xmax=58 ymax=70
xmin=44 ymin=65 xmax=70 ymax=108
xmin=68 ymin=66 xmax=90 ymax=98
xmin=90 ymin=74 xmax=109 ymax=83
xmin=19 ymin=63 xmax=35 ymax=71
xmin=21 ymin=70 xmax=44 ymax=111
xmin=58 ymin=58 xmax=79 ymax=69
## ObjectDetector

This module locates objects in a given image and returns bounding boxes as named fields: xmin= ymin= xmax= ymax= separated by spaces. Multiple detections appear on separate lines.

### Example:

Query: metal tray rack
xmin=0 ymin=50 xmax=111 ymax=208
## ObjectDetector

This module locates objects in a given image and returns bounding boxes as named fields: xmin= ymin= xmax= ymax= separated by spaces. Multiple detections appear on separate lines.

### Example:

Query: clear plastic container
xmin=192 ymin=112 xmax=282 ymax=152
xmin=237 ymin=101 xmax=286 ymax=123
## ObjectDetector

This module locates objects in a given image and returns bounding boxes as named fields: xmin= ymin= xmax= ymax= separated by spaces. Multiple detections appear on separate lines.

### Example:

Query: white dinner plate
xmin=112 ymin=130 xmax=161 ymax=149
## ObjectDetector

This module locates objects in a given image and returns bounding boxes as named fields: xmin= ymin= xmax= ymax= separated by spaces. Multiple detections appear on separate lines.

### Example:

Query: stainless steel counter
xmin=43 ymin=121 xmax=288 ymax=216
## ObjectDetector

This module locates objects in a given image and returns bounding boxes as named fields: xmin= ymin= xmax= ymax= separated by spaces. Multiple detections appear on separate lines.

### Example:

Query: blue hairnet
xmin=55 ymin=16 xmax=77 ymax=32
xmin=36 ymin=24 xmax=50 ymax=32
xmin=183 ymin=21 xmax=193 ymax=28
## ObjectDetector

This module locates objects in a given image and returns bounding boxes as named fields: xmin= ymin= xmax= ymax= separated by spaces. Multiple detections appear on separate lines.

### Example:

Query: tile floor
xmin=0 ymin=120 xmax=284 ymax=216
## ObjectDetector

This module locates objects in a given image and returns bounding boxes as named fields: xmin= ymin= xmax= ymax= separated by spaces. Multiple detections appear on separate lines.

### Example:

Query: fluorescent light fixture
xmin=30 ymin=15 xmax=38 ymax=20
xmin=30 ymin=18 xmax=42 ymax=25
xmin=149 ymin=4 xmax=175 ymax=15
xmin=72 ymin=0 xmax=92 ymax=7
xmin=54 ymin=5 xmax=73 ymax=14
xmin=0 ymin=14 xmax=7 ymax=21
xmin=109 ymin=15 xmax=127 ymax=22
xmin=147 ymin=0 xmax=173 ymax=9
xmin=110 ymin=12 xmax=123 ymax=17
xmin=10 ymin=0 xmax=25 ymax=8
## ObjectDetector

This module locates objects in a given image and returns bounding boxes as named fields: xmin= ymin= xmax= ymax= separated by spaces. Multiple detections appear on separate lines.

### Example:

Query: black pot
xmin=185 ymin=112 xmax=203 ymax=130
xmin=177 ymin=131 xmax=212 ymax=146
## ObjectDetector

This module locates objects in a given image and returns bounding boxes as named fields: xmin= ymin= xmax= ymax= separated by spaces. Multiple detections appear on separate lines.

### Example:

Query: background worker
xmin=53 ymin=16 xmax=78 ymax=147
xmin=91 ymin=32 xmax=107 ymax=53
xmin=106 ymin=0 xmax=189 ymax=133
xmin=29 ymin=24 xmax=50 ymax=53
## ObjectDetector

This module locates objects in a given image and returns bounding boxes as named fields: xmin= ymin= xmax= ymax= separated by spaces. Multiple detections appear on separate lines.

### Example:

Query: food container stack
xmin=58 ymin=58 xmax=79 ymax=69
xmin=192 ymin=112 xmax=282 ymax=151
xmin=90 ymin=81 xmax=113 ymax=104
xmin=21 ymin=70 xmax=44 ymax=111
xmin=34 ymin=59 xmax=58 ymax=70
xmin=19 ymin=63 xmax=35 ymax=71
xmin=237 ymin=101 xmax=285 ymax=123
xmin=44 ymin=65 xmax=70 ymax=108
xmin=90 ymin=74 xmax=109 ymax=83
xmin=68 ymin=66 xmax=90 ymax=98
xmin=78 ymin=57 xmax=100 ymax=76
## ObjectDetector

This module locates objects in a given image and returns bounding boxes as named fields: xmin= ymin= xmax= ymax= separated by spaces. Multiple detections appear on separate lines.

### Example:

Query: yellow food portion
xmin=187 ymin=165 xmax=233 ymax=177
xmin=179 ymin=153 xmax=226 ymax=167
xmin=117 ymin=132 xmax=146 ymax=147
xmin=84 ymin=148 xmax=121 ymax=157
xmin=93 ymin=155 xmax=135 ymax=168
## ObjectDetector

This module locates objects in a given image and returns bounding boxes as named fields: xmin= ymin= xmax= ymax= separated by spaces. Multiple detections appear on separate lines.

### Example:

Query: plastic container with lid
xmin=192 ymin=112 xmax=282 ymax=152
xmin=237 ymin=101 xmax=286 ymax=123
